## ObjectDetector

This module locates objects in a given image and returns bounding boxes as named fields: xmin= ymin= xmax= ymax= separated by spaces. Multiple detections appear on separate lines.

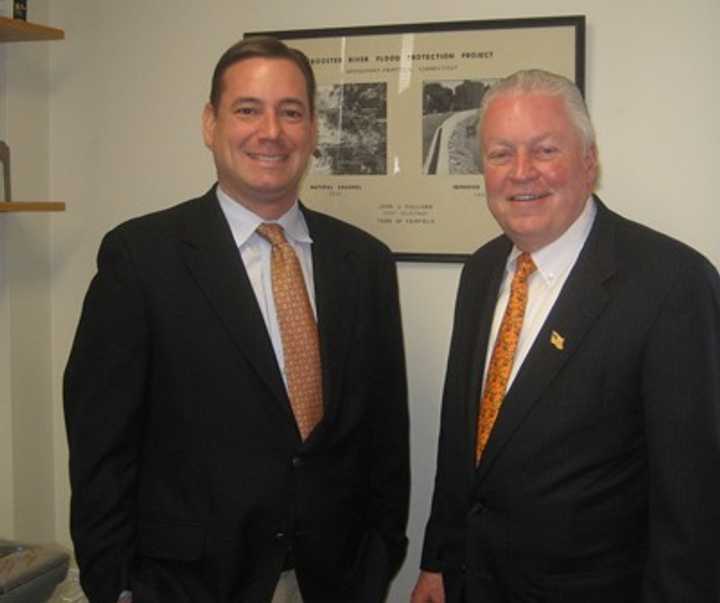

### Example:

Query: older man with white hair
xmin=412 ymin=69 xmax=720 ymax=603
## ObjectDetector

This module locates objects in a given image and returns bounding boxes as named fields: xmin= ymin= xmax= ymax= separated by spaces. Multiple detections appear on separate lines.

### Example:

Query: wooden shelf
xmin=0 ymin=18 xmax=66 ymax=213
xmin=0 ymin=16 xmax=64 ymax=42
xmin=0 ymin=202 xmax=65 ymax=213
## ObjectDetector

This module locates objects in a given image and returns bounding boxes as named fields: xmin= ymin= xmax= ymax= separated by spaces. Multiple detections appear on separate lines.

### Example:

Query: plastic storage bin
xmin=0 ymin=540 xmax=69 ymax=603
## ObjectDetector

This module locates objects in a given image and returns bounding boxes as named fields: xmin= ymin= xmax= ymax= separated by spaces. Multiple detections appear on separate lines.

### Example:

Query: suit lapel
xmin=177 ymin=190 xmax=290 ymax=417
xmin=302 ymin=206 xmax=358 ymax=439
xmin=477 ymin=199 xmax=617 ymax=477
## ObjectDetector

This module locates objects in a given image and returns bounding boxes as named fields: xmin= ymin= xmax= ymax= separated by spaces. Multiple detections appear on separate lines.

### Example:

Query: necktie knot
xmin=257 ymin=223 xmax=287 ymax=248
xmin=515 ymin=252 xmax=536 ymax=281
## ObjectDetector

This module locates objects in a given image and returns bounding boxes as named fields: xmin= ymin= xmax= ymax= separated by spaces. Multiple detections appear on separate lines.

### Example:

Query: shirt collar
xmin=506 ymin=195 xmax=597 ymax=288
xmin=215 ymin=185 xmax=313 ymax=248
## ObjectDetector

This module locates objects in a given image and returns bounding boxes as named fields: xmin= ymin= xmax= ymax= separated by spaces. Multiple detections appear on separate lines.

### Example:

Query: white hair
xmin=478 ymin=69 xmax=596 ymax=152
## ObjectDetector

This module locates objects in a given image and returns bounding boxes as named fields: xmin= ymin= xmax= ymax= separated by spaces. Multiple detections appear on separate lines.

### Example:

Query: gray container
xmin=0 ymin=541 xmax=69 ymax=603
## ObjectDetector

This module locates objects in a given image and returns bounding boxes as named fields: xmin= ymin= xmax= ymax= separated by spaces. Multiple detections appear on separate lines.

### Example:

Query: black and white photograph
xmin=422 ymin=79 xmax=497 ymax=176
xmin=312 ymin=82 xmax=387 ymax=176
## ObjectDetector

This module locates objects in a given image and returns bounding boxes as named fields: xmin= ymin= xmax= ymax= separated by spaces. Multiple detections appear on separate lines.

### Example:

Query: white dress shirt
xmin=216 ymin=186 xmax=317 ymax=386
xmin=482 ymin=197 xmax=597 ymax=392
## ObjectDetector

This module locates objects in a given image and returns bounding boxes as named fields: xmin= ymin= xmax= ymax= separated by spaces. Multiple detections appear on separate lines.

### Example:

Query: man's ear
xmin=201 ymin=103 xmax=216 ymax=149
xmin=310 ymin=114 xmax=319 ymax=153
xmin=584 ymin=143 xmax=599 ymax=188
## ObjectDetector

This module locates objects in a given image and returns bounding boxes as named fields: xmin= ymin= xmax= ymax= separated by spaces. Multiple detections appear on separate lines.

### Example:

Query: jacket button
xmin=292 ymin=456 xmax=304 ymax=468
xmin=274 ymin=531 xmax=285 ymax=541
xmin=474 ymin=499 xmax=488 ymax=513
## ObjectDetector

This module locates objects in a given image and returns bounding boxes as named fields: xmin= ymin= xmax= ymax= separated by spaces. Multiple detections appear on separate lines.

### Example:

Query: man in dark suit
xmin=412 ymin=69 xmax=720 ymax=602
xmin=64 ymin=37 xmax=409 ymax=603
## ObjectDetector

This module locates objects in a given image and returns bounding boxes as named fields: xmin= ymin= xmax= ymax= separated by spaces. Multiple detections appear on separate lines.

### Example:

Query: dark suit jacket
xmin=64 ymin=187 xmax=410 ymax=603
xmin=420 ymin=198 xmax=720 ymax=602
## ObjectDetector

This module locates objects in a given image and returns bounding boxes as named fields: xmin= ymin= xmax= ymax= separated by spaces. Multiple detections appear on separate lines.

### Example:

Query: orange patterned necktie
xmin=476 ymin=252 xmax=536 ymax=462
xmin=257 ymin=223 xmax=323 ymax=440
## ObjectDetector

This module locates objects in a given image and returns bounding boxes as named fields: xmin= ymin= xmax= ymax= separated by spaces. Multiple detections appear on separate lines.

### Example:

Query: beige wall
xmin=0 ymin=0 xmax=55 ymax=542
xmin=0 ymin=0 xmax=717 ymax=600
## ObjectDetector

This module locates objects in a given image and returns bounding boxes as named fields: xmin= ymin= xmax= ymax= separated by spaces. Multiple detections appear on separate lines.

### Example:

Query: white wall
xmin=0 ymin=40 xmax=12 ymax=535
xmin=0 ymin=0 xmax=716 ymax=600
xmin=0 ymin=0 xmax=56 ymax=542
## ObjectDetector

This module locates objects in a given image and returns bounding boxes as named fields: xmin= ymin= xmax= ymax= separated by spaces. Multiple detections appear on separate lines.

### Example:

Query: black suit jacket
xmin=64 ymin=187 xmax=410 ymax=603
xmin=421 ymin=198 xmax=720 ymax=602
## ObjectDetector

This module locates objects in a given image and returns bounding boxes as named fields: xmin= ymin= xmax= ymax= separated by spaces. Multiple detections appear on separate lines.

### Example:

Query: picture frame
xmin=247 ymin=15 xmax=585 ymax=262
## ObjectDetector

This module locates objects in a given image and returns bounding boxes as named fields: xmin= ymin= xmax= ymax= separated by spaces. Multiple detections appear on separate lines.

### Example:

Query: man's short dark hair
xmin=209 ymin=36 xmax=316 ymax=115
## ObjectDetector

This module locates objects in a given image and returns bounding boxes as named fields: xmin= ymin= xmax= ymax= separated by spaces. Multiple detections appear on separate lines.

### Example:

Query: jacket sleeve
xmin=420 ymin=260 xmax=479 ymax=573
xmin=64 ymin=228 xmax=149 ymax=603
xmin=364 ymin=244 xmax=410 ymax=582
xmin=641 ymin=256 xmax=720 ymax=602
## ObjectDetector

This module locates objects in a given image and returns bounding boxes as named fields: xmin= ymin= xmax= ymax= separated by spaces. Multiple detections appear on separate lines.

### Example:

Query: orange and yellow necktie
xmin=476 ymin=252 xmax=536 ymax=462
xmin=257 ymin=223 xmax=323 ymax=440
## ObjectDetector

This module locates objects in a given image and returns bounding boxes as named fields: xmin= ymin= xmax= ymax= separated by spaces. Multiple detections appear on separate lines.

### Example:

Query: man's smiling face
xmin=481 ymin=93 xmax=598 ymax=252
xmin=202 ymin=57 xmax=316 ymax=219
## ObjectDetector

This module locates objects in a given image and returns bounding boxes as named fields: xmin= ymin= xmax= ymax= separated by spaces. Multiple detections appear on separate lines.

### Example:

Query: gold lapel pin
xmin=550 ymin=330 xmax=565 ymax=350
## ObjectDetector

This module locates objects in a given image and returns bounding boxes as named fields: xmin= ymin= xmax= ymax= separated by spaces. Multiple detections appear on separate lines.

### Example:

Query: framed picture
xmin=247 ymin=15 xmax=585 ymax=262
